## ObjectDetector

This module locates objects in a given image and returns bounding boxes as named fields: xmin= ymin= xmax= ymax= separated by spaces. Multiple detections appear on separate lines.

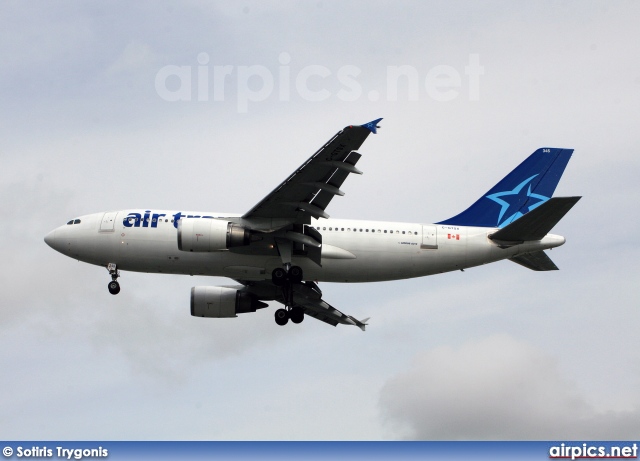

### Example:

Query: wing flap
xmin=310 ymin=152 xmax=361 ymax=211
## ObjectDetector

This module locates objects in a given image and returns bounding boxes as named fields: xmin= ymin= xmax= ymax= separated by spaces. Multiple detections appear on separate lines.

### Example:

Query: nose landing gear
xmin=271 ymin=265 xmax=305 ymax=326
xmin=107 ymin=263 xmax=120 ymax=295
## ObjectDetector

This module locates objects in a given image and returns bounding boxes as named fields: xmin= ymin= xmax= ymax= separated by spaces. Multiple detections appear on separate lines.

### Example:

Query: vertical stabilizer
xmin=437 ymin=148 xmax=573 ymax=228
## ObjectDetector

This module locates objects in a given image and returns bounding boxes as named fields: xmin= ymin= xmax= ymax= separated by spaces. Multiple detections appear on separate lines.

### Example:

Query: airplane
xmin=44 ymin=118 xmax=580 ymax=331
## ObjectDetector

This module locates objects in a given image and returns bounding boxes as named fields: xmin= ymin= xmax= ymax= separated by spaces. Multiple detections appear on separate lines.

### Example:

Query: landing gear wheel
xmin=290 ymin=306 xmax=304 ymax=324
xmin=274 ymin=308 xmax=289 ymax=326
xmin=289 ymin=265 xmax=303 ymax=284
xmin=108 ymin=281 xmax=120 ymax=295
xmin=272 ymin=268 xmax=288 ymax=286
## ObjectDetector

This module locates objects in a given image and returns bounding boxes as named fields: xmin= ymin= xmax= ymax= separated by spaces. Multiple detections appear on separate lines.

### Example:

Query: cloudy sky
xmin=1 ymin=1 xmax=639 ymax=440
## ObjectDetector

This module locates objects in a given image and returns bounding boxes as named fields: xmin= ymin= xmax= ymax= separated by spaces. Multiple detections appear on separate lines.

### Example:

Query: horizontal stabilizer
xmin=510 ymin=251 xmax=559 ymax=271
xmin=490 ymin=196 xmax=581 ymax=242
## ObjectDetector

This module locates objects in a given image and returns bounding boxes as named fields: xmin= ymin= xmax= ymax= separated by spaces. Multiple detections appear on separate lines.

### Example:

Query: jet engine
xmin=178 ymin=218 xmax=250 ymax=252
xmin=190 ymin=286 xmax=268 ymax=318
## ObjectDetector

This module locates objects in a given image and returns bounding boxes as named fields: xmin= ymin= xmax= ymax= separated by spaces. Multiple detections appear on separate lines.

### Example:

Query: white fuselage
xmin=44 ymin=210 xmax=566 ymax=283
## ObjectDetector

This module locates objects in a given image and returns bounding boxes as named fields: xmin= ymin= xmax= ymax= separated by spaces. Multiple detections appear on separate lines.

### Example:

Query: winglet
xmin=361 ymin=118 xmax=383 ymax=134
xmin=355 ymin=317 xmax=370 ymax=332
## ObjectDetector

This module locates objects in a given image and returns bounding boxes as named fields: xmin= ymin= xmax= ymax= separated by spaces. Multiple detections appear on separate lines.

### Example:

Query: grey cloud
xmin=380 ymin=334 xmax=640 ymax=439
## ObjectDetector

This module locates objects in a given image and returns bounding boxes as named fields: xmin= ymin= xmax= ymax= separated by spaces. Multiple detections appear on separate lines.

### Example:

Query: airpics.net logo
xmin=154 ymin=52 xmax=484 ymax=113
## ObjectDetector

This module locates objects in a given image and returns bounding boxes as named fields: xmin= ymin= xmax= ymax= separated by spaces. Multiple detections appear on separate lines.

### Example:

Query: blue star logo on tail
xmin=486 ymin=174 xmax=550 ymax=227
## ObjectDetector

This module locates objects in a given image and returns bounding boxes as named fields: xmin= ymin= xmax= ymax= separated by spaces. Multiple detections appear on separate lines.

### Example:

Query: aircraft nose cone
xmin=44 ymin=229 xmax=57 ymax=249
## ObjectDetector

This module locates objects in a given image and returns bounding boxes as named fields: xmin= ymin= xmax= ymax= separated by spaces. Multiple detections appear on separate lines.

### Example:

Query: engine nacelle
xmin=178 ymin=218 xmax=250 ymax=252
xmin=190 ymin=286 xmax=268 ymax=318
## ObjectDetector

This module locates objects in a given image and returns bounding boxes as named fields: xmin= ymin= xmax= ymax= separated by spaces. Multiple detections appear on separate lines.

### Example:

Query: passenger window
xmin=341 ymin=228 xmax=344 ymax=231
xmin=384 ymin=230 xmax=387 ymax=233
xmin=74 ymin=219 xmax=81 ymax=224
xmin=402 ymin=231 xmax=405 ymax=234
xmin=329 ymin=227 xmax=332 ymax=231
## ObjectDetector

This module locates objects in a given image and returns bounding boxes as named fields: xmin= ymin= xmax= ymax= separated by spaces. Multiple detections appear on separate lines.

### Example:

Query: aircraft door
xmin=99 ymin=211 xmax=119 ymax=232
xmin=421 ymin=225 xmax=438 ymax=249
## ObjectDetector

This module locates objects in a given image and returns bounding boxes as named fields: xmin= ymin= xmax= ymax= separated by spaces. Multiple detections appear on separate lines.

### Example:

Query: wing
xmin=292 ymin=282 xmax=369 ymax=331
xmin=237 ymin=280 xmax=369 ymax=331
xmin=242 ymin=118 xmax=382 ymax=223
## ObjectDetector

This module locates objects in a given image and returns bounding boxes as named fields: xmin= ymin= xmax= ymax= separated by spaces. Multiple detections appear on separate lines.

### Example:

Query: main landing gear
xmin=272 ymin=264 xmax=305 ymax=326
xmin=107 ymin=263 xmax=120 ymax=295
xmin=274 ymin=306 xmax=305 ymax=326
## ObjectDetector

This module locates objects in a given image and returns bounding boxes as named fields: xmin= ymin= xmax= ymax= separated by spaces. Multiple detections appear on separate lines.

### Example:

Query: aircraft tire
xmin=108 ymin=281 xmax=120 ymax=295
xmin=289 ymin=266 xmax=303 ymax=284
xmin=274 ymin=308 xmax=289 ymax=326
xmin=290 ymin=306 xmax=304 ymax=324
xmin=272 ymin=268 xmax=288 ymax=286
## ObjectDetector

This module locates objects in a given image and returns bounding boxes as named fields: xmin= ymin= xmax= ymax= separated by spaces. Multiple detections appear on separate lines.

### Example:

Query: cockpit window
xmin=67 ymin=220 xmax=74 ymax=225
xmin=73 ymin=219 xmax=81 ymax=224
